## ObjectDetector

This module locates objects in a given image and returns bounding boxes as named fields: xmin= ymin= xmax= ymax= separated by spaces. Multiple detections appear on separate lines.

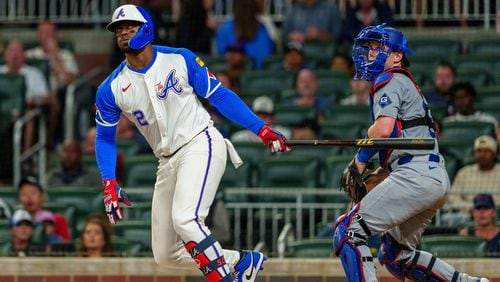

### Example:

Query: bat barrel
xmin=286 ymin=138 xmax=435 ymax=150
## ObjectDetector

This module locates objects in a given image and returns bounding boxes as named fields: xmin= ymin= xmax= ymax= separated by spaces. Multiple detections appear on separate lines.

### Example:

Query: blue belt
xmin=390 ymin=153 xmax=440 ymax=171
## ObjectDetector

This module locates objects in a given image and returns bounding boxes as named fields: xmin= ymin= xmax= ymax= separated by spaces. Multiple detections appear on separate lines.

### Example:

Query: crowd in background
xmin=0 ymin=0 xmax=498 ymax=258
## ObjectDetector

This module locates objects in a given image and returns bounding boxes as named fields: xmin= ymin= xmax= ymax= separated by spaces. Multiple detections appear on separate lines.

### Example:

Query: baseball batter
xmin=94 ymin=4 xmax=290 ymax=282
xmin=333 ymin=24 xmax=490 ymax=282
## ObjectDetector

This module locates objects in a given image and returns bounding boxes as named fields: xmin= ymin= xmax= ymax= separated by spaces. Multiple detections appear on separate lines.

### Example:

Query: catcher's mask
xmin=352 ymin=23 xmax=415 ymax=81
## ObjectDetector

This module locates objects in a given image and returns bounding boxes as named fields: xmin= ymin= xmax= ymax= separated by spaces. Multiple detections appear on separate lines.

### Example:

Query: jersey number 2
xmin=133 ymin=110 xmax=149 ymax=126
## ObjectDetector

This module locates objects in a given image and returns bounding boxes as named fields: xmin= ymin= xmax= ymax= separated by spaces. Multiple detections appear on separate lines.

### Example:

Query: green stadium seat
xmin=303 ymin=40 xmax=336 ymax=68
xmin=199 ymin=56 xmax=226 ymax=73
xmin=409 ymin=64 xmax=433 ymax=86
xmin=476 ymin=103 xmax=500 ymax=121
xmin=410 ymin=39 xmax=461 ymax=60
xmin=263 ymin=55 xmax=285 ymax=71
xmin=288 ymin=238 xmax=333 ymax=258
xmin=467 ymin=39 xmax=500 ymax=55
xmin=420 ymin=235 xmax=487 ymax=258
xmin=410 ymin=54 xmax=441 ymax=66
xmin=324 ymin=105 xmax=370 ymax=126
xmin=0 ymin=219 xmax=10 ymax=244
xmin=26 ymin=58 xmax=50 ymax=85
xmin=440 ymin=151 xmax=460 ymax=183
xmin=111 ymin=236 xmax=143 ymax=257
xmin=453 ymin=54 xmax=496 ymax=73
xmin=274 ymin=105 xmax=316 ymax=126
xmin=220 ymin=162 xmax=252 ymax=189
xmin=24 ymin=40 xmax=74 ymax=52
xmin=240 ymin=70 xmax=294 ymax=93
xmin=117 ymin=139 xmax=140 ymax=157
xmin=457 ymin=68 xmax=493 ymax=88
xmin=258 ymin=156 xmax=320 ymax=188
xmin=315 ymin=70 xmax=350 ymax=95
xmin=319 ymin=121 xmax=364 ymax=140
xmin=0 ymin=73 xmax=25 ymax=124
xmin=232 ymin=141 xmax=267 ymax=166
xmin=239 ymin=89 xmax=278 ymax=104
xmin=0 ymin=188 xmax=19 ymax=209
xmin=122 ymin=202 xmax=152 ymax=222
xmin=476 ymin=86 xmax=500 ymax=105
xmin=440 ymin=121 xmax=495 ymax=145
xmin=124 ymin=155 xmax=158 ymax=187
xmin=324 ymin=155 xmax=353 ymax=189
xmin=113 ymin=220 xmax=151 ymax=249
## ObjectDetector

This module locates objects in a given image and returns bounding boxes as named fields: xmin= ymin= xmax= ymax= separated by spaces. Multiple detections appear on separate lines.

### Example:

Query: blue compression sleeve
xmin=208 ymin=86 xmax=265 ymax=135
xmin=356 ymin=147 xmax=378 ymax=163
xmin=95 ymin=123 xmax=118 ymax=180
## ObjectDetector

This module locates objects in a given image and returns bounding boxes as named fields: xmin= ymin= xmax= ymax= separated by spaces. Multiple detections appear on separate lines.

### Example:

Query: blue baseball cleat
xmin=233 ymin=250 xmax=266 ymax=282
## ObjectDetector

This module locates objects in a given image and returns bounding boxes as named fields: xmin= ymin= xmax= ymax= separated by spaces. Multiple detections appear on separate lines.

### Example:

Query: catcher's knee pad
xmin=377 ymin=233 xmax=409 ymax=280
xmin=333 ymin=204 xmax=373 ymax=282
xmin=184 ymin=235 xmax=232 ymax=282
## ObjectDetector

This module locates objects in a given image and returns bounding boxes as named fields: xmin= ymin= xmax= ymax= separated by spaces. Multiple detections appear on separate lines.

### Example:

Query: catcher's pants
xmin=346 ymin=155 xmax=481 ymax=281
xmin=151 ymin=126 xmax=240 ymax=271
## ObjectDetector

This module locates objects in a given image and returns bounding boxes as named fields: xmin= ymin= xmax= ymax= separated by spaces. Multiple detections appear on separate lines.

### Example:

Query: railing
xmin=64 ymin=66 xmax=105 ymax=141
xmin=224 ymin=188 xmax=347 ymax=255
xmin=13 ymin=108 xmax=46 ymax=187
xmin=1 ymin=0 xmax=499 ymax=30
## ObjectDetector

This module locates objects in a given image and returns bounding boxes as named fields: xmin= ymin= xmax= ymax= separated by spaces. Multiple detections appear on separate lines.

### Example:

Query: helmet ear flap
xmin=128 ymin=6 xmax=154 ymax=50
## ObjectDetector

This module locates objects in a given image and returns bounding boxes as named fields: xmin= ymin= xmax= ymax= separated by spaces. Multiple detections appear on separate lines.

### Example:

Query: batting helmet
xmin=352 ymin=23 xmax=415 ymax=81
xmin=107 ymin=4 xmax=154 ymax=51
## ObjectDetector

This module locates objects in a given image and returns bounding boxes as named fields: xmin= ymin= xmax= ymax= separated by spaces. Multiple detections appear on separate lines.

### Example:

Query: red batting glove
xmin=103 ymin=179 xmax=131 ymax=224
xmin=258 ymin=125 xmax=292 ymax=153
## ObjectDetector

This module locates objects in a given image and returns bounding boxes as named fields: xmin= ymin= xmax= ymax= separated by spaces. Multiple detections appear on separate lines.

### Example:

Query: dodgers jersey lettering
xmin=96 ymin=46 xmax=220 ymax=157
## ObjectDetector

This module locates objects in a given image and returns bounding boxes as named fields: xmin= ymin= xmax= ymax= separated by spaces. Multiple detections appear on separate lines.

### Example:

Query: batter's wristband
xmin=356 ymin=147 xmax=378 ymax=163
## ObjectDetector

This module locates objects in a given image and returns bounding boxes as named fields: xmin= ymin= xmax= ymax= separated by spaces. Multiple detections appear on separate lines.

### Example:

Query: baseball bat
xmin=285 ymin=138 xmax=435 ymax=150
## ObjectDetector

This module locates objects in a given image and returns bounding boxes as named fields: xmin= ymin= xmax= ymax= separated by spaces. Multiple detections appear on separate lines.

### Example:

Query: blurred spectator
xmin=1 ymin=209 xmax=45 ymax=256
xmin=459 ymin=193 xmax=500 ymax=257
xmin=282 ymin=41 xmax=307 ymax=74
xmin=282 ymin=0 xmax=342 ymax=44
xmin=449 ymin=135 xmax=500 ymax=211
xmin=330 ymin=52 xmax=354 ymax=75
xmin=116 ymin=114 xmax=151 ymax=154
xmin=256 ymin=0 xmax=280 ymax=45
xmin=231 ymin=96 xmax=291 ymax=142
xmin=443 ymin=82 xmax=499 ymax=140
xmin=340 ymin=80 xmax=370 ymax=105
xmin=175 ymin=0 xmax=216 ymax=55
xmin=216 ymin=0 xmax=274 ymax=69
xmin=205 ymin=194 xmax=231 ymax=245
xmin=425 ymin=62 xmax=457 ymax=114
xmin=36 ymin=210 xmax=65 ymax=245
xmin=291 ymin=118 xmax=320 ymax=140
xmin=216 ymin=70 xmax=239 ymax=93
xmin=25 ymin=20 xmax=79 ymax=146
xmin=47 ymin=139 xmax=101 ymax=188
xmin=77 ymin=214 xmax=114 ymax=258
xmin=0 ymin=39 xmax=57 ymax=151
xmin=285 ymin=68 xmax=333 ymax=118
xmin=341 ymin=0 xmax=394 ymax=43
xmin=223 ymin=42 xmax=248 ymax=89
xmin=18 ymin=176 xmax=70 ymax=241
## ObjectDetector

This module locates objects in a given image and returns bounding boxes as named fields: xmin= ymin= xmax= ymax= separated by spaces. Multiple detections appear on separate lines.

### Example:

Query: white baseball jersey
xmin=96 ymin=46 xmax=224 ymax=158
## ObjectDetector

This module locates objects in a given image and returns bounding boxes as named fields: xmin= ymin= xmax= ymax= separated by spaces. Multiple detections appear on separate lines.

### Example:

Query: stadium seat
xmin=440 ymin=121 xmax=495 ymax=145
xmin=440 ymin=151 xmax=460 ymax=183
xmin=232 ymin=141 xmax=267 ymax=166
xmin=24 ymin=40 xmax=74 ymax=52
xmin=220 ymin=162 xmax=252 ymax=189
xmin=239 ymin=89 xmax=278 ymax=104
xmin=263 ymin=55 xmax=285 ymax=71
xmin=240 ymin=70 xmax=294 ymax=93
xmin=303 ymin=40 xmax=336 ymax=68
xmin=315 ymin=70 xmax=350 ymax=96
xmin=467 ymin=39 xmax=500 ymax=55
xmin=0 ymin=219 xmax=10 ymax=244
xmin=409 ymin=64 xmax=433 ymax=86
xmin=0 ymin=73 xmax=25 ymax=124
xmin=46 ymin=188 xmax=99 ymax=215
xmin=457 ymin=68 xmax=493 ymax=88
xmin=288 ymin=238 xmax=333 ymax=258
xmin=476 ymin=85 xmax=500 ymax=105
xmin=111 ymin=236 xmax=143 ymax=257
xmin=122 ymin=202 xmax=152 ymax=222
xmin=117 ymin=139 xmax=140 ymax=157
xmin=324 ymin=105 xmax=370 ymax=126
xmin=419 ymin=235 xmax=487 ymax=258
xmin=324 ymin=155 xmax=353 ymax=189
xmin=319 ymin=121 xmax=364 ymax=140
xmin=124 ymin=155 xmax=158 ymax=187
xmin=274 ymin=104 xmax=316 ymax=126
xmin=113 ymin=220 xmax=151 ymax=249
xmin=198 ymin=56 xmax=226 ymax=73
xmin=26 ymin=58 xmax=50 ymax=85
xmin=453 ymin=54 xmax=496 ymax=73
xmin=476 ymin=103 xmax=500 ymax=121
xmin=410 ymin=38 xmax=461 ymax=60
xmin=0 ymin=188 xmax=19 ymax=209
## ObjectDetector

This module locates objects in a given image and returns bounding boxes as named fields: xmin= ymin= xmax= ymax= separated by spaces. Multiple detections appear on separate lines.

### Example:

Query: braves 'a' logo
xmin=157 ymin=70 xmax=182 ymax=99
xmin=116 ymin=8 xmax=125 ymax=19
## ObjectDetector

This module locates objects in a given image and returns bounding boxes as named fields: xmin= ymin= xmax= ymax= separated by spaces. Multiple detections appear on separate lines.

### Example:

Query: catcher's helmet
xmin=107 ymin=4 xmax=154 ymax=51
xmin=352 ymin=23 xmax=415 ymax=81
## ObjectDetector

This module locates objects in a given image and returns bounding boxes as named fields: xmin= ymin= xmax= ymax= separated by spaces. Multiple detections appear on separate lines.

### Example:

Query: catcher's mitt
xmin=340 ymin=159 xmax=388 ymax=203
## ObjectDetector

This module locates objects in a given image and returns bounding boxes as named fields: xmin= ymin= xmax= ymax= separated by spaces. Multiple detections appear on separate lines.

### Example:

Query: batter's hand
xmin=258 ymin=125 xmax=292 ymax=153
xmin=103 ymin=179 xmax=131 ymax=224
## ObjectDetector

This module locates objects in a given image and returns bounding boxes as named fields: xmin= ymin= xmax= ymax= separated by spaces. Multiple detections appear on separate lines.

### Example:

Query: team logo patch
xmin=379 ymin=93 xmax=392 ymax=108
xmin=195 ymin=57 xmax=205 ymax=67
xmin=157 ymin=69 xmax=183 ymax=99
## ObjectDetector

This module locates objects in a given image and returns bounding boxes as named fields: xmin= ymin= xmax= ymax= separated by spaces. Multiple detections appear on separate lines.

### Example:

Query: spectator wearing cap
xmin=222 ymin=42 xmax=248 ymax=91
xmin=444 ymin=82 xmax=499 ymax=140
xmin=215 ymin=0 xmax=274 ymax=70
xmin=230 ymin=96 xmax=291 ymax=142
xmin=17 ymin=176 xmax=71 ymax=241
xmin=1 ymin=209 xmax=44 ymax=256
xmin=448 ymin=135 xmax=500 ymax=212
xmin=459 ymin=193 xmax=500 ymax=257
xmin=36 ymin=210 xmax=64 ymax=245
xmin=282 ymin=41 xmax=307 ymax=74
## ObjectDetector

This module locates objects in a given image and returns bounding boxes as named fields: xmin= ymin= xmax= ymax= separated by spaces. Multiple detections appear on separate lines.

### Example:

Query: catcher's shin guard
xmin=378 ymin=234 xmax=460 ymax=282
xmin=333 ymin=204 xmax=374 ymax=282
xmin=185 ymin=235 xmax=233 ymax=282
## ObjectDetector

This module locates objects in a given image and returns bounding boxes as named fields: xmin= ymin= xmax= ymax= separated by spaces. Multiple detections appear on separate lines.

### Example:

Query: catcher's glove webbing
xmin=340 ymin=159 xmax=375 ymax=203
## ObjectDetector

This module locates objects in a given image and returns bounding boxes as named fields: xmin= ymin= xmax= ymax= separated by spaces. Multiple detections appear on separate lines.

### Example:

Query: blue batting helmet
xmin=107 ymin=4 xmax=154 ymax=51
xmin=352 ymin=23 xmax=415 ymax=81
